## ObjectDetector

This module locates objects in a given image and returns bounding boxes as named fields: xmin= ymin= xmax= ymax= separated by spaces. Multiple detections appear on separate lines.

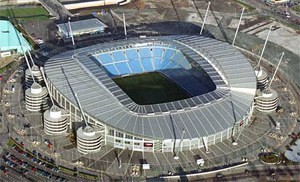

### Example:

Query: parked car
xmin=21 ymin=168 xmax=29 ymax=175
xmin=21 ymin=162 xmax=29 ymax=168
xmin=11 ymin=85 xmax=15 ymax=92
xmin=216 ymin=173 xmax=224 ymax=178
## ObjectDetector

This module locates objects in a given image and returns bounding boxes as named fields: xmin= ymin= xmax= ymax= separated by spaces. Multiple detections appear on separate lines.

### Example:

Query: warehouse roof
xmin=0 ymin=20 xmax=31 ymax=54
xmin=56 ymin=18 xmax=107 ymax=37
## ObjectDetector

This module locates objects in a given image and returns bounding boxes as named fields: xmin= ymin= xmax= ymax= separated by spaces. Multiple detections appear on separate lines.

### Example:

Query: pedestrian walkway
xmin=39 ymin=0 xmax=73 ymax=20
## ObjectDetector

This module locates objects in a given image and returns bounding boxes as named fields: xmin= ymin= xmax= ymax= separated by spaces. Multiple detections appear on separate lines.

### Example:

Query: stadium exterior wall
xmin=45 ymin=36 xmax=256 ymax=153
xmin=48 ymin=80 xmax=253 ymax=152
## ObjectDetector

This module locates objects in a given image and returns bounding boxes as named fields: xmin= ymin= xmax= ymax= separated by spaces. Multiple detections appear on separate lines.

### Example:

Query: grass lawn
xmin=292 ymin=5 xmax=300 ymax=15
xmin=7 ymin=139 xmax=15 ymax=147
xmin=114 ymin=72 xmax=190 ymax=105
xmin=0 ymin=59 xmax=18 ymax=74
xmin=233 ymin=0 xmax=256 ymax=12
xmin=260 ymin=153 xmax=280 ymax=163
xmin=0 ymin=7 xmax=49 ymax=21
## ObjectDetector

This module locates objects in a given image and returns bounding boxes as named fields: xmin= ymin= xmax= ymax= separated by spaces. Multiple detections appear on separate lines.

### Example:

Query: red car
xmin=4 ymin=170 xmax=9 ymax=174
xmin=17 ymin=149 xmax=24 ymax=155
xmin=31 ymin=167 xmax=37 ymax=172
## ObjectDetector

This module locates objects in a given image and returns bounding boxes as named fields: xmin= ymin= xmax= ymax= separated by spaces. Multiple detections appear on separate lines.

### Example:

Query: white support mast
xmin=232 ymin=7 xmax=245 ymax=46
xmin=268 ymin=52 xmax=284 ymax=88
xmin=200 ymin=1 xmax=211 ymax=35
xmin=24 ymin=52 xmax=35 ymax=82
xmin=229 ymin=94 xmax=239 ymax=146
xmin=40 ymin=67 xmax=55 ymax=106
xmin=27 ymin=50 xmax=36 ymax=66
xmin=256 ymin=25 xmax=272 ymax=70
xmin=174 ymin=129 xmax=185 ymax=160
xmin=202 ymin=136 xmax=209 ymax=153
xmin=68 ymin=17 xmax=75 ymax=46
xmin=232 ymin=123 xmax=245 ymax=145
xmin=74 ymin=93 xmax=89 ymax=127
xmin=123 ymin=12 xmax=127 ymax=37
xmin=19 ymin=34 xmax=35 ymax=83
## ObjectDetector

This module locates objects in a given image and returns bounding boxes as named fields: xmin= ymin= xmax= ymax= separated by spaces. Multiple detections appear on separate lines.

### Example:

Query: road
xmin=240 ymin=0 xmax=300 ymax=26
xmin=199 ymin=168 xmax=300 ymax=182
xmin=159 ymin=164 xmax=300 ymax=182
xmin=39 ymin=0 xmax=73 ymax=20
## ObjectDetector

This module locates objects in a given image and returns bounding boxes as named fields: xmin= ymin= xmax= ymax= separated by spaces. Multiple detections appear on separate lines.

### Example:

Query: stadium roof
xmin=56 ymin=18 xmax=107 ymax=38
xmin=0 ymin=20 xmax=31 ymax=54
xmin=45 ymin=35 xmax=256 ymax=140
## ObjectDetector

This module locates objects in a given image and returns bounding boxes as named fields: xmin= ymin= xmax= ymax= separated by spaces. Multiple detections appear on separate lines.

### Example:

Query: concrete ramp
xmin=39 ymin=0 xmax=73 ymax=20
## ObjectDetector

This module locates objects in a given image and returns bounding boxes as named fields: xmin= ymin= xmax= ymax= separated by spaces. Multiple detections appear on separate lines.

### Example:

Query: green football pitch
xmin=113 ymin=72 xmax=190 ymax=105
xmin=0 ymin=7 xmax=49 ymax=21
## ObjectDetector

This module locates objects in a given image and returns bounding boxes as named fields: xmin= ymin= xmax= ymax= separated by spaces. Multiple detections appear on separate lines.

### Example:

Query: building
xmin=265 ymin=0 xmax=290 ymax=5
xmin=76 ymin=125 xmax=102 ymax=154
xmin=56 ymin=18 xmax=108 ymax=40
xmin=44 ymin=35 xmax=257 ymax=153
xmin=0 ymin=20 xmax=31 ymax=57
xmin=62 ymin=0 xmax=131 ymax=10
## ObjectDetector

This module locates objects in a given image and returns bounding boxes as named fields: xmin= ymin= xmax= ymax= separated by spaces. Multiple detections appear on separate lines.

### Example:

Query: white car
xmin=41 ymin=51 xmax=49 ymax=56
xmin=8 ymin=78 xmax=16 ymax=83
xmin=35 ymin=38 xmax=44 ymax=45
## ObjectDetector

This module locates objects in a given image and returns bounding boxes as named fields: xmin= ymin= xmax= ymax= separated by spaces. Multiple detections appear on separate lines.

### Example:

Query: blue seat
xmin=153 ymin=57 xmax=162 ymax=70
xmin=161 ymin=68 xmax=212 ymax=96
xmin=128 ymin=59 xmax=143 ymax=73
xmin=139 ymin=48 xmax=152 ymax=58
xmin=115 ymin=62 xmax=131 ymax=75
xmin=112 ymin=51 xmax=126 ymax=62
xmin=163 ymin=49 xmax=175 ymax=60
xmin=159 ymin=59 xmax=169 ymax=70
xmin=171 ymin=52 xmax=183 ymax=61
xmin=125 ymin=49 xmax=139 ymax=60
xmin=98 ymin=53 xmax=113 ymax=64
xmin=95 ymin=47 xmax=194 ymax=78
xmin=141 ymin=58 xmax=153 ymax=72
xmin=178 ymin=61 xmax=191 ymax=69
xmin=166 ymin=61 xmax=180 ymax=69
xmin=104 ymin=64 xmax=119 ymax=76
xmin=152 ymin=48 xmax=163 ymax=58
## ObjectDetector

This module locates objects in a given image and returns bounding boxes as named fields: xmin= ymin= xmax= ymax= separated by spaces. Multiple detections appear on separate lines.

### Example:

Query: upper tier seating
xmin=93 ymin=47 xmax=191 ymax=76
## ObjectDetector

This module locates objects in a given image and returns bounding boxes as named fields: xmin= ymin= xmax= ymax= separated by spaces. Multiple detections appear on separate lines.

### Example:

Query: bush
xmin=260 ymin=153 xmax=280 ymax=164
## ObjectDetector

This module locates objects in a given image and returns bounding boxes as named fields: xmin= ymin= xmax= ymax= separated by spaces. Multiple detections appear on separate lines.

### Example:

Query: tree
xmin=134 ymin=0 xmax=145 ymax=11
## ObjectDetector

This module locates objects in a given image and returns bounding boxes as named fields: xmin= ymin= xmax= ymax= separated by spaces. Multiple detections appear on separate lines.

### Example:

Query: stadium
xmin=44 ymin=35 xmax=257 ymax=153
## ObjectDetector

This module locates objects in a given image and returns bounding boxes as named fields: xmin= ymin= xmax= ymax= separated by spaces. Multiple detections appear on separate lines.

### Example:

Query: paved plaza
xmin=1 ymin=50 xmax=298 ymax=180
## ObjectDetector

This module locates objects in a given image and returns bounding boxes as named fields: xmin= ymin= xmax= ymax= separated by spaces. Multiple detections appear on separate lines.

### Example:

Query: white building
xmin=62 ymin=0 xmax=131 ymax=10
xmin=56 ymin=18 xmax=108 ymax=40
xmin=0 ymin=20 xmax=31 ymax=57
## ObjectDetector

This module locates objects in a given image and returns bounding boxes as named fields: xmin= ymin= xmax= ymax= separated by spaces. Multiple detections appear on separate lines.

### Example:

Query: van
xmin=11 ymin=85 xmax=15 ymax=92
xmin=216 ymin=173 xmax=224 ymax=178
